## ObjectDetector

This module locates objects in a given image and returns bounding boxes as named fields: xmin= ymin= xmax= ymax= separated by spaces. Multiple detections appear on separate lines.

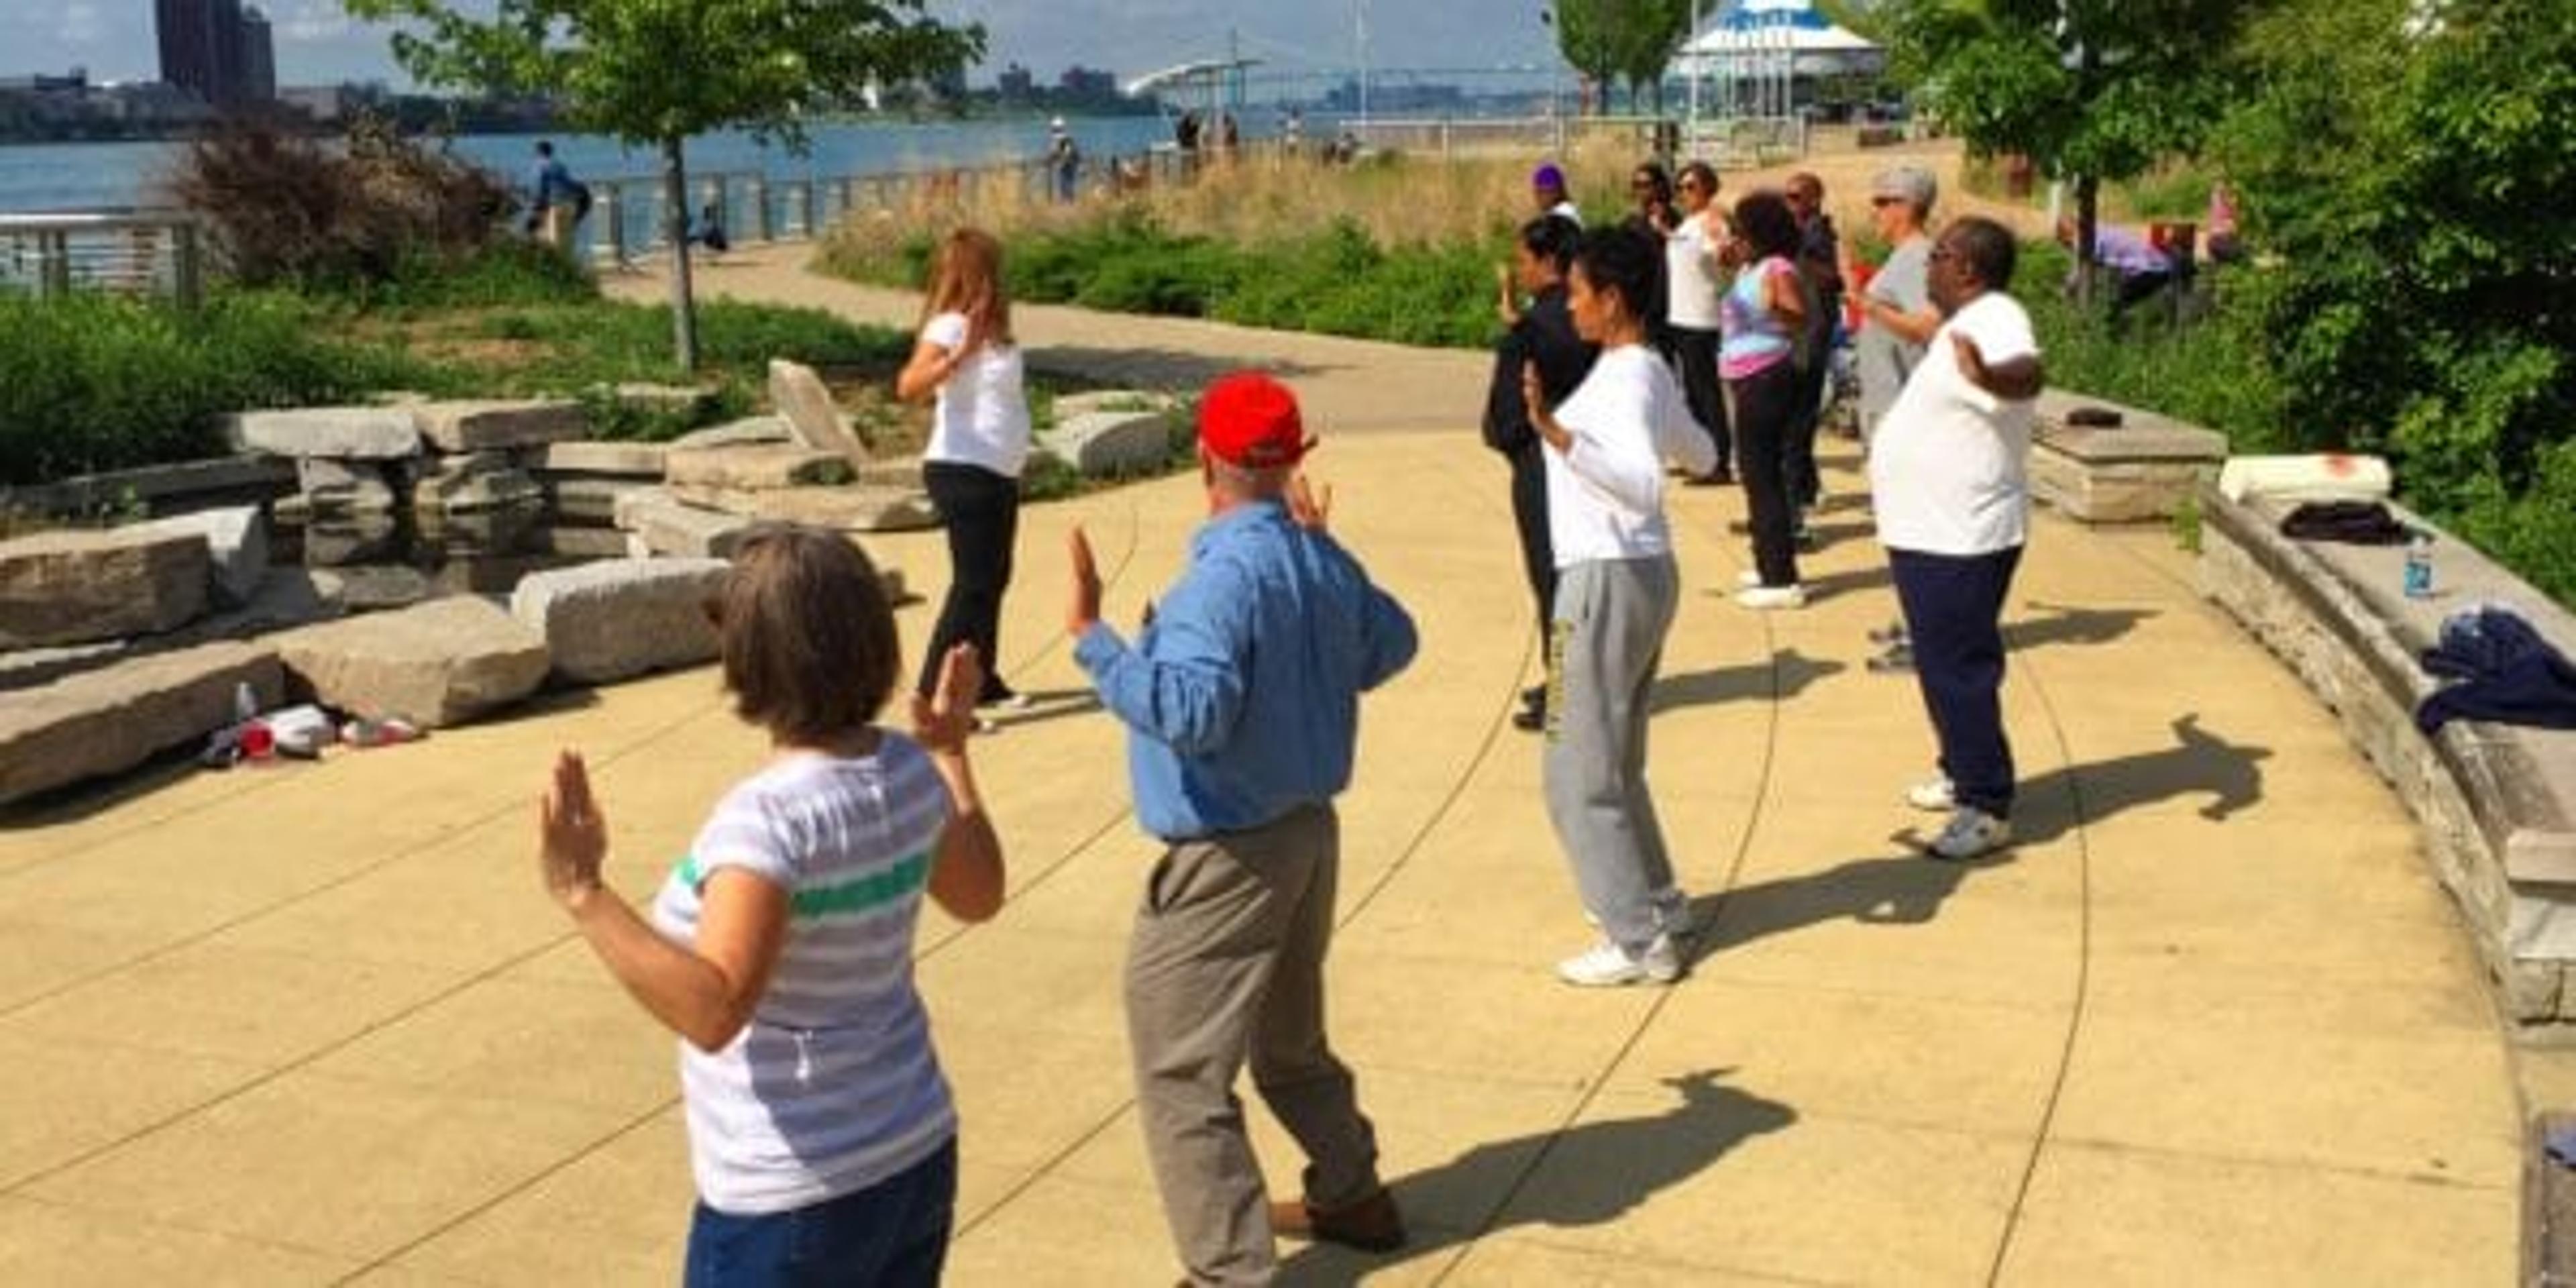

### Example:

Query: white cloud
xmin=276 ymin=0 xmax=358 ymax=43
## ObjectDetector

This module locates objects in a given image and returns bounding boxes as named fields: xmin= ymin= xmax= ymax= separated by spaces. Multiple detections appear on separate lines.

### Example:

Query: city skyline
xmin=2 ymin=1 xmax=1570 ymax=93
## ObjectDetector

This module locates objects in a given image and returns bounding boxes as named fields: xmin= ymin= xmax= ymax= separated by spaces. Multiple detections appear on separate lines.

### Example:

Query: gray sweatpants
xmin=1543 ymin=555 xmax=1682 ymax=952
xmin=1126 ymin=802 xmax=1382 ymax=1287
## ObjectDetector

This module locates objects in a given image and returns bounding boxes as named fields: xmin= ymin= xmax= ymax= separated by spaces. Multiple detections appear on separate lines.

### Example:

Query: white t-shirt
xmin=1547 ymin=199 xmax=1583 ymax=228
xmin=1544 ymin=344 xmax=1717 ymax=567
xmin=920 ymin=311 xmax=1031 ymax=477
xmin=1665 ymin=213 xmax=1727 ymax=331
xmin=1868 ymin=291 xmax=2042 ymax=555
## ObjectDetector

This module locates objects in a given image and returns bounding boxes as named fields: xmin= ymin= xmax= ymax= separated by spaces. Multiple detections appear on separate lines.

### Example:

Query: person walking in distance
xmin=533 ymin=528 xmax=1005 ymax=1287
xmin=1666 ymin=161 xmax=1733 ymax=485
xmin=897 ymin=228 xmax=1034 ymax=717
xmin=1066 ymin=372 xmax=1418 ymax=1285
xmin=1517 ymin=226 xmax=1718 ymax=986
xmin=526 ymin=140 xmax=588 ymax=247
xmin=1870 ymin=217 xmax=2047 ymax=861
xmin=1485 ymin=215 xmax=1596 ymax=733
xmin=1722 ymin=191 xmax=1811 ymax=609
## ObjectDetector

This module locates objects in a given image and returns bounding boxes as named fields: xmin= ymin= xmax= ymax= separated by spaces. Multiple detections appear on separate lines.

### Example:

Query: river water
xmin=0 ymin=114 xmax=1238 ymax=213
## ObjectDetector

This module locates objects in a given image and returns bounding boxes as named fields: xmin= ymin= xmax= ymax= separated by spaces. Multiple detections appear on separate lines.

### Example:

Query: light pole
xmin=1354 ymin=0 xmax=1371 ymax=125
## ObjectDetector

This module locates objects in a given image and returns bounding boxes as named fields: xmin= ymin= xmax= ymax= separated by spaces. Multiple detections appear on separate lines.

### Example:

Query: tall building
xmin=154 ymin=0 xmax=275 ymax=107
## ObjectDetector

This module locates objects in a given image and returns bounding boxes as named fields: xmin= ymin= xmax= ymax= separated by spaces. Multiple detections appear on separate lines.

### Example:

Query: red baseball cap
xmin=1198 ymin=371 xmax=1312 ymax=469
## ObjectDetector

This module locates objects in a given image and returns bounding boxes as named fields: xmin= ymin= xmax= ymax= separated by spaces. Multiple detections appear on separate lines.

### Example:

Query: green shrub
xmin=0 ymin=292 xmax=427 ymax=485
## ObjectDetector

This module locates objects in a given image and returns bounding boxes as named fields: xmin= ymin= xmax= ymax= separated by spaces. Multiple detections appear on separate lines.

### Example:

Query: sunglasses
xmin=1870 ymin=195 xmax=1905 ymax=207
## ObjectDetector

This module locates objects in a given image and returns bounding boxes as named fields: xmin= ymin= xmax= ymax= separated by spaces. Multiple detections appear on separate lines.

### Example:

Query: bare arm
xmin=895 ymin=337 xmax=964 ymax=404
xmin=1763 ymin=262 xmax=1807 ymax=329
xmin=1953 ymin=334 xmax=2046 ymax=401
xmin=1868 ymin=297 xmax=1943 ymax=346
xmin=539 ymin=752 xmax=788 ymax=1053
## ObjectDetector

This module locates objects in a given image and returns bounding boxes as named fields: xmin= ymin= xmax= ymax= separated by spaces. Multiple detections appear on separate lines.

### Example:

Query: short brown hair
xmin=716 ymin=525 xmax=899 ymax=744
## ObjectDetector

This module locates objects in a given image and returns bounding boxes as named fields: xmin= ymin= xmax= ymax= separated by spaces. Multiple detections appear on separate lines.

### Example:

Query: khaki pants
xmin=1126 ymin=802 xmax=1381 ymax=1287
xmin=539 ymin=203 xmax=574 ymax=247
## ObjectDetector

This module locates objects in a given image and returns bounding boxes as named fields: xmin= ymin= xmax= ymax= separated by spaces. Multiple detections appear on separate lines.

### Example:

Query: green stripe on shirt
xmin=674 ymin=850 xmax=934 ymax=920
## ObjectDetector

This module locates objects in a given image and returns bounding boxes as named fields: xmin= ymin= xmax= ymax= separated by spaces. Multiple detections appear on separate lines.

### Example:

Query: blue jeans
xmin=684 ymin=1138 xmax=957 ymax=1288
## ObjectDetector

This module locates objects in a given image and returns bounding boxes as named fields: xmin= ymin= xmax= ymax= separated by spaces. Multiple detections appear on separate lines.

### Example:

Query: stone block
xmin=413 ymin=453 xmax=544 ymax=516
xmin=665 ymin=484 xmax=940 ymax=532
xmin=0 ymin=456 xmax=296 ymax=520
xmin=612 ymin=490 xmax=761 ymax=559
xmin=294 ymin=458 xmax=398 ymax=517
xmin=539 ymin=440 xmax=670 ymax=479
xmin=1 ymin=527 xmax=210 ymax=649
xmin=410 ymin=399 xmax=588 ymax=453
xmin=0 ymin=569 xmax=340 ymax=693
xmin=298 ymin=514 xmax=400 ymax=568
xmin=275 ymin=596 xmax=551 ymax=727
xmin=1040 ymin=409 xmax=1180 ymax=478
xmin=664 ymin=445 xmax=854 ymax=490
xmin=542 ymin=527 xmax=635 ymax=559
xmin=550 ymin=476 xmax=652 ymax=526
xmin=0 ymin=641 xmax=283 ymax=805
xmin=671 ymin=416 xmax=790 ymax=451
xmin=769 ymin=358 xmax=873 ymax=464
xmin=227 ymin=407 xmax=420 ymax=460
xmin=309 ymin=565 xmax=434 ymax=612
xmin=2028 ymin=395 xmax=2226 ymax=524
xmin=130 ymin=506 xmax=268 ymax=607
xmin=510 ymin=558 xmax=729 ymax=684
xmin=602 ymin=382 xmax=719 ymax=419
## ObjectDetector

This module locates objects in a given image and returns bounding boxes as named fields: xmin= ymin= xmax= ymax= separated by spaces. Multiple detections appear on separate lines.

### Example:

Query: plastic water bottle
xmin=2404 ymin=530 xmax=2435 ymax=600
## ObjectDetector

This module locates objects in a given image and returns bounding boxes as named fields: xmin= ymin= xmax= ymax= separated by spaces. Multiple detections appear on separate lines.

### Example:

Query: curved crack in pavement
xmin=1977 ymin=651 xmax=2096 ymax=1287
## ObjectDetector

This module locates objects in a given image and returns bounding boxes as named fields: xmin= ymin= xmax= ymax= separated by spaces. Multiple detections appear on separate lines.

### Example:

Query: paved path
xmin=0 ymin=258 xmax=2525 ymax=1285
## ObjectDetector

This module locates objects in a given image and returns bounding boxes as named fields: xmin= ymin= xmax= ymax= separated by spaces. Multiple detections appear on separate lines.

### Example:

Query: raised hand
xmin=911 ymin=643 xmax=983 ymax=757
xmin=1287 ymin=474 xmax=1335 ymax=532
xmin=1067 ymin=525 xmax=1103 ymax=638
xmin=538 ymin=749 xmax=608 ymax=910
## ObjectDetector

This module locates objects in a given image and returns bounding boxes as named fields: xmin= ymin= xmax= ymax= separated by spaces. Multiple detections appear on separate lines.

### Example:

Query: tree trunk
xmin=2074 ymin=172 xmax=2100 ymax=313
xmin=662 ymin=136 xmax=699 ymax=374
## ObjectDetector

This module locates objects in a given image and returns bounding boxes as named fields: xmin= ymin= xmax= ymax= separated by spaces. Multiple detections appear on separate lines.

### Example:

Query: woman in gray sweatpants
xmin=1520 ymin=226 xmax=1718 ymax=987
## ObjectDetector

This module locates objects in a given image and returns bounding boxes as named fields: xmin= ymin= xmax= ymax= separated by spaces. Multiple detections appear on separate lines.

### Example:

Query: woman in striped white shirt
xmin=535 ymin=527 xmax=1006 ymax=1286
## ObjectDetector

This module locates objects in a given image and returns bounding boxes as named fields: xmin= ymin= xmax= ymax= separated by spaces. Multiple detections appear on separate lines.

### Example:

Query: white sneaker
xmin=1734 ymin=584 xmax=1807 ymax=610
xmin=978 ymin=690 xmax=1034 ymax=712
xmin=1735 ymin=569 xmax=1764 ymax=589
xmin=1927 ymin=806 xmax=2012 ymax=860
xmin=1556 ymin=935 xmax=1682 ymax=987
xmin=1905 ymin=777 xmax=1955 ymax=812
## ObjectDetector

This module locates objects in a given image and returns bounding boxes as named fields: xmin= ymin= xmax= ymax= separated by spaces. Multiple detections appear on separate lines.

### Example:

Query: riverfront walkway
xmin=0 ymin=254 xmax=2528 ymax=1285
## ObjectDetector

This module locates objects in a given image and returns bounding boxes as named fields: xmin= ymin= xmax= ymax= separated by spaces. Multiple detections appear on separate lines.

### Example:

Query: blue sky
xmin=3 ymin=1 xmax=1570 ymax=93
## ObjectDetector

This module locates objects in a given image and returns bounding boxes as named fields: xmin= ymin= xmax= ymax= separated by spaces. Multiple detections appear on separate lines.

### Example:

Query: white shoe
xmin=1927 ymin=806 xmax=2012 ymax=861
xmin=1735 ymin=569 xmax=1764 ymax=588
xmin=1733 ymin=584 xmax=1807 ymax=610
xmin=978 ymin=690 xmax=1034 ymax=712
xmin=1905 ymin=777 xmax=1955 ymax=812
xmin=1556 ymin=934 xmax=1682 ymax=987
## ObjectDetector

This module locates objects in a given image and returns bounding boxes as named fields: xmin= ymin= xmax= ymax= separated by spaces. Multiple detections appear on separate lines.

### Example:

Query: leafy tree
xmin=343 ymin=0 xmax=982 ymax=371
xmin=2216 ymin=0 xmax=2575 ymax=602
xmin=1882 ymin=0 xmax=2263 ymax=303
xmin=1546 ymin=0 xmax=1623 ymax=114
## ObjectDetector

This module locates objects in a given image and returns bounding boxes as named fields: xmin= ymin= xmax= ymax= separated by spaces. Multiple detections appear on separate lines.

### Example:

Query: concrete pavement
xmin=0 ymin=260 xmax=2526 ymax=1285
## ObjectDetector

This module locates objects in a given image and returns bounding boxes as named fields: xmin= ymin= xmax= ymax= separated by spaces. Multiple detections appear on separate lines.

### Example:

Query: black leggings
xmin=920 ymin=461 xmax=1020 ymax=701
xmin=1729 ymin=361 xmax=1803 ymax=588
xmin=1669 ymin=326 xmax=1730 ymax=474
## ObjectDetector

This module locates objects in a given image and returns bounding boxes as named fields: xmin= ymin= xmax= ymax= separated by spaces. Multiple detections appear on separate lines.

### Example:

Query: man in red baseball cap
xmin=1067 ymin=370 xmax=1419 ymax=1283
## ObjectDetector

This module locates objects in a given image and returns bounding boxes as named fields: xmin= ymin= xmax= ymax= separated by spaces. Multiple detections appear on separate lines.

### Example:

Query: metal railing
xmin=0 ymin=212 xmax=207 ymax=308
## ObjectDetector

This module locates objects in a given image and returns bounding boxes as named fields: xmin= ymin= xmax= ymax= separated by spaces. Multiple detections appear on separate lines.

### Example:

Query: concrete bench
xmin=2198 ymin=488 xmax=2576 ymax=1022
xmin=2028 ymin=391 xmax=2229 ymax=523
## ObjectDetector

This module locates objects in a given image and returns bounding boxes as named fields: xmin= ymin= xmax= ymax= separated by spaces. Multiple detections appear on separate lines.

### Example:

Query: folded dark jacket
xmin=2417 ymin=604 xmax=2576 ymax=733
xmin=2279 ymin=500 xmax=2409 ymax=545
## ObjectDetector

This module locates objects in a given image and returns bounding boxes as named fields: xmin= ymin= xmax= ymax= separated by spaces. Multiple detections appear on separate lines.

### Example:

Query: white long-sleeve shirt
xmin=1544 ymin=343 xmax=1717 ymax=567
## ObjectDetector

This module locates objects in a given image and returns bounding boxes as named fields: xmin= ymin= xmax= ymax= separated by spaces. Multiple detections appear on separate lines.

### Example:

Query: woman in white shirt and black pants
xmin=898 ymin=227 xmax=1034 ymax=710
xmin=1519 ymin=227 xmax=1718 ymax=988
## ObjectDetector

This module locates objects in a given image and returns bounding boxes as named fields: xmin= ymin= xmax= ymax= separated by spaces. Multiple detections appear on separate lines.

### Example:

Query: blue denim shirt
xmin=1074 ymin=500 xmax=1417 ymax=840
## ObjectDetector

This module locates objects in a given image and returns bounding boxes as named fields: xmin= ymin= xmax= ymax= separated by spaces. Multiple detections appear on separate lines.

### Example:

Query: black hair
xmin=1570 ymin=225 xmax=1661 ymax=321
xmin=1632 ymin=160 xmax=1672 ymax=205
xmin=535 ymin=140 xmax=554 ymax=157
xmin=1733 ymin=191 xmax=1801 ymax=262
xmin=1945 ymin=216 xmax=2019 ymax=290
xmin=1678 ymin=160 xmax=1719 ymax=196
xmin=1518 ymin=214 xmax=1581 ymax=275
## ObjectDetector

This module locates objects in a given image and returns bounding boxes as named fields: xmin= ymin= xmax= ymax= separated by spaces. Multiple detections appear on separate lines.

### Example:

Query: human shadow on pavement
xmin=1651 ymin=649 xmax=1845 ymax=714
xmin=1026 ymin=345 xmax=1327 ymax=392
xmin=1277 ymin=1069 xmax=1796 ymax=1284
xmin=2009 ymin=712 xmax=2272 ymax=846
xmin=2004 ymin=600 xmax=2161 ymax=652
xmin=1800 ymin=564 xmax=1894 ymax=602
xmin=1681 ymin=847 xmax=2007 ymax=968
